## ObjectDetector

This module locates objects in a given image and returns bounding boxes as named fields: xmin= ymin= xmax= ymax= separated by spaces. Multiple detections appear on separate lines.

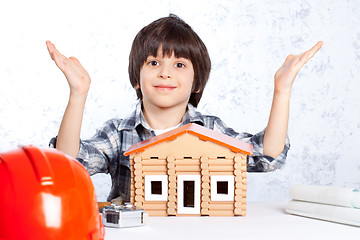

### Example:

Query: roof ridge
xmin=124 ymin=123 xmax=253 ymax=156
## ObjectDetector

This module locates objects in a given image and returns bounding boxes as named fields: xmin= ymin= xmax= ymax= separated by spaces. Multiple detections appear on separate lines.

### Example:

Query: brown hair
xmin=128 ymin=14 xmax=211 ymax=107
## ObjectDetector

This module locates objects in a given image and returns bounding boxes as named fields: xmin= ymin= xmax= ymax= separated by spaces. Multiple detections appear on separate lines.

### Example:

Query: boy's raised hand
xmin=274 ymin=41 xmax=323 ymax=94
xmin=46 ymin=41 xmax=91 ymax=97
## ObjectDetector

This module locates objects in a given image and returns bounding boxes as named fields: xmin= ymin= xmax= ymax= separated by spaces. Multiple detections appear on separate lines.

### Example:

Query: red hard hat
xmin=0 ymin=146 xmax=105 ymax=240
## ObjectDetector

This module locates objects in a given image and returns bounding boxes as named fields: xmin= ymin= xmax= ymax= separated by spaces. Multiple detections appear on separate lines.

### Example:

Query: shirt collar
xmin=117 ymin=100 xmax=205 ymax=131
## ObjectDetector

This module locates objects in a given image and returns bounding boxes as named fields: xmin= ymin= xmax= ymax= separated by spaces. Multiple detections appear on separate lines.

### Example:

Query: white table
xmin=104 ymin=202 xmax=359 ymax=240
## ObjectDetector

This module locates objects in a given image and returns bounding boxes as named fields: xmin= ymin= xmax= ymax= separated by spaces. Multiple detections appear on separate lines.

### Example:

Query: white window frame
xmin=177 ymin=175 xmax=201 ymax=214
xmin=144 ymin=175 xmax=168 ymax=201
xmin=211 ymin=175 xmax=234 ymax=201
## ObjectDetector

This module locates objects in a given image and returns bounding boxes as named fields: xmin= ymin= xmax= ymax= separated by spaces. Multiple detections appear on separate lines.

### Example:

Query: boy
xmin=47 ymin=15 xmax=323 ymax=202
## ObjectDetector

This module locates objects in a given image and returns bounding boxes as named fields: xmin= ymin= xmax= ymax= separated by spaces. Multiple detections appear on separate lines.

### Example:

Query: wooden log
xmin=234 ymin=170 xmax=242 ymax=176
xmin=135 ymin=189 xmax=143 ymax=195
xmin=234 ymin=176 xmax=242 ymax=182
xmin=201 ymin=209 xmax=209 ymax=215
xmin=201 ymin=189 xmax=210 ymax=196
xmin=169 ymin=182 xmax=176 ymax=189
xmin=201 ymin=195 xmax=210 ymax=202
xmin=169 ymin=175 xmax=176 ymax=181
xmin=201 ymin=202 xmax=209 ymax=208
xmin=134 ymin=175 xmax=142 ymax=182
xmin=208 ymin=210 xmax=234 ymax=217
xmin=200 ymin=163 xmax=208 ymax=169
xmin=209 ymin=165 xmax=234 ymax=172
xmin=167 ymin=162 xmax=175 ymax=169
xmin=166 ymin=156 xmax=175 ymax=163
xmin=234 ymin=202 xmax=244 ymax=208
xmin=208 ymin=172 xmax=233 ymax=175
xmin=202 ymin=175 xmax=210 ymax=182
xmin=134 ymin=156 xmax=142 ymax=163
xmin=134 ymin=201 xmax=142 ymax=208
xmin=169 ymin=189 xmax=177 ymax=195
xmin=202 ymin=182 xmax=210 ymax=189
xmin=234 ymin=208 xmax=246 ymax=216
xmin=142 ymin=171 xmax=167 ymax=175
xmin=146 ymin=210 xmax=168 ymax=217
xmin=167 ymin=208 xmax=176 ymax=215
xmin=142 ymin=203 xmax=167 ymax=210
xmin=135 ymin=182 xmax=142 ymax=189
xmin=168 ymin=195 xmax=176 ymax=202
xmin=201 ymin=169 xmax=209 ymax=175
xmin=134 ymin=163 xmax=142 ymax=170
xmin=134 ymin=169 xmax=142 ymax=176
xmin=234 ymin=156 xmax=242 ymax=163
xmin=200 ymin=156 xmax=209 ymax=162
xmin=209 ymin=203 xmax=234 ymax=210
xmin=141 ymin=160 xmax=167 ymax=166
xmin=234 ymin=195 xmax=243 ymax=202
xmin=234 ymin=162 xmax=241 ymax=169
xmin=175 ymin=159 xmax=200 ymax=165
xmin=142 ymin=166 xmax=167 ymax=172
xmin=167 ymin=201 xmax=176 ymax=208
xmin=175 ymin=165 xmax=201 ymax=172
xmin=135 ymin=195 xmax=143 ymax=202
xmin=175 ymin=171 xmax=200 ymax=176
xmin=208 ymin=159 xmax=234 ymax=166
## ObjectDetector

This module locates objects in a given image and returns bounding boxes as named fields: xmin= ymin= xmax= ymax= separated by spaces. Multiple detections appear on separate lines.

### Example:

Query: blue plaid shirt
xmin=50 ymin=101 xmax=289 ymax=201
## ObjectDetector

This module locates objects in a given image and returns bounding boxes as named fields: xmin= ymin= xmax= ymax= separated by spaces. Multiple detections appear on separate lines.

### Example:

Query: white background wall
xmin=1 ymin=0 xmax=359 ymax=202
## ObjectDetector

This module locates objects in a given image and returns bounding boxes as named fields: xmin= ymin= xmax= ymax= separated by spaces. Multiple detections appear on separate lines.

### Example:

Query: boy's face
xmin=139 ymin=47 xmax=195 ymax=111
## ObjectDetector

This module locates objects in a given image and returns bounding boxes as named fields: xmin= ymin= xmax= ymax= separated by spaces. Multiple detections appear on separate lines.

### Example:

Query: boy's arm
xmin=263 ymin=41 xmax=323 ymax=158
xmin=46 ymin=41 xmax=91 ymax=158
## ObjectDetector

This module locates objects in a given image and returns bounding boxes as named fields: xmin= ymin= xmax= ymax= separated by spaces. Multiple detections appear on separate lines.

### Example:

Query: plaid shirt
xmin=50 ymin=101 xmax=289 ymax=202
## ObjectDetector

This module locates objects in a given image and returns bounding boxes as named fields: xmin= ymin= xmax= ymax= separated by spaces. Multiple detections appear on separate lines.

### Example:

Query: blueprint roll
xmin=286 ymin=200 xmax=360 ymax=227
xmin=290 ymin=184 xmax=360 ymax=209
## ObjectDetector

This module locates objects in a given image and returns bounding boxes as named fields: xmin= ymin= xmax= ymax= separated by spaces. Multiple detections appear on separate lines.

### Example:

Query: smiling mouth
xmin=154 ymin=85 xmax=177 ymax=91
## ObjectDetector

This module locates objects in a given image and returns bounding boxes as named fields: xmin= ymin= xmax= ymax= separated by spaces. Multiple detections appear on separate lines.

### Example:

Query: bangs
xmin=143 ymin=25 xmax=196 ymax=61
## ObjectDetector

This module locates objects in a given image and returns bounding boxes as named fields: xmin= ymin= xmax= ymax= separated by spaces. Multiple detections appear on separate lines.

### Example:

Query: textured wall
xmin=1 ymin=0 xmax=359 ymax=201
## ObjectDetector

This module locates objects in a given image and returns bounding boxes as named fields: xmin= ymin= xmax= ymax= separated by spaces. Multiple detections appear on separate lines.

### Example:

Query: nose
xmin=159 ymin=65 xmax=172 ymax=79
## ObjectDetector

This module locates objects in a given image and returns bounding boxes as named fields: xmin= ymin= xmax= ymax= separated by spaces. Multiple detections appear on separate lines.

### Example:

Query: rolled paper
xmin=290 ymin=184 xmax=360 ymax=209
xmin=286 ymin=200 xmax=360 ymax=227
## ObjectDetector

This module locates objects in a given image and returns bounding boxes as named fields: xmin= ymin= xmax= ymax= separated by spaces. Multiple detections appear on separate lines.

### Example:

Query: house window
xmin=177 ymin=175 xmax=200 ymax=214
xmin=183 ymin=181 xmax=195 ymax=207
xmin=145 ymin=175 xmax=168 ymax=201
xmin=217 ymin=181 xmax=228 ymax=194
xmin=151 ymin=181 xmax=162 ymax=195
xmin=211 ymin=175 xmax=234 ymax=201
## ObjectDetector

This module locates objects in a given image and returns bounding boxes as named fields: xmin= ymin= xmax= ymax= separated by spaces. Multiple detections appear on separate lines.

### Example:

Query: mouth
xmin=153 ymin=85 xmax=177 ymax=91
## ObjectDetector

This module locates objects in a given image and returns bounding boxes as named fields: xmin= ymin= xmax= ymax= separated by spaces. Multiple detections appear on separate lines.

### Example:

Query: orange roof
xmin=124 ymin=123 xmax=253 ymax=156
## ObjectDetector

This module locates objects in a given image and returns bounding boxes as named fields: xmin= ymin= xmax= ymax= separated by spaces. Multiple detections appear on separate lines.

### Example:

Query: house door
xmin=177 ymin=175 xmax=200 ymax=214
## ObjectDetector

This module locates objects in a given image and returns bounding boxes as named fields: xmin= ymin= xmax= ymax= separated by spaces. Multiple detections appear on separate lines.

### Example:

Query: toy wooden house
xmin=124 ymin=123 xmax=252 ymax=217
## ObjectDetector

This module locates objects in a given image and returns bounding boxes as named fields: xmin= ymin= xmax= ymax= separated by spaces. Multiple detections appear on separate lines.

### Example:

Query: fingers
xmin=46 ymin=40 xmax=66 ymax=63
xmin=307 ymin=41 xmax=324 ymax=60
xmin=296 ymin=41 xmax=324 ymax=67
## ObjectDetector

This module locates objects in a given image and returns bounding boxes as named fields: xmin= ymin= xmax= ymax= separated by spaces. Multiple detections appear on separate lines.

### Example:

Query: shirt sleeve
xmin=49 ymin=119 xmax=121 ymax=176
xmin=212 ymin=117 xmax=290 ymax=172
xmin=246 ymin=128 xmax=290 ymax=172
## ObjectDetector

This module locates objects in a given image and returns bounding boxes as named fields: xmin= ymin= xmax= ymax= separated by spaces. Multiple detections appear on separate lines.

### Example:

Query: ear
xmin=134 ymin=83 xmax=140 ymax=90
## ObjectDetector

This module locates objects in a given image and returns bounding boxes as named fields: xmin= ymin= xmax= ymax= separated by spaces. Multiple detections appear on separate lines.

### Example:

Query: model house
xmin=124 ymin=123 xmax=252 ymax=216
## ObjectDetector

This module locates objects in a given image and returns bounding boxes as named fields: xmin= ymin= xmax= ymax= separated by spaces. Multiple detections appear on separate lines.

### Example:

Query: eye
xmin=148 ymin=60 xmax=159 ymax=67
xmin=175 ymin=62 xmax=185 ymax=68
